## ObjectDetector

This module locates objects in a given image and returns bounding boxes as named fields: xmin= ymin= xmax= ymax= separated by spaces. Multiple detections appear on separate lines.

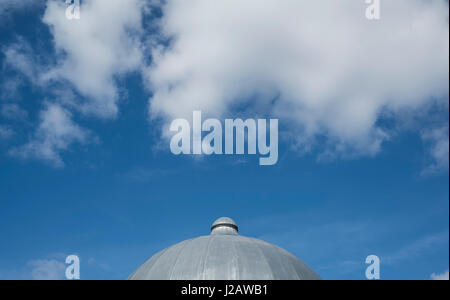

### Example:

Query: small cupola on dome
xmin=210 ymin=217 xmax=238 ymax=235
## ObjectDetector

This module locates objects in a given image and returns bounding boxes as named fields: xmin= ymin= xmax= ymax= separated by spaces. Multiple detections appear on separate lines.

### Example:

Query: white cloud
xmin=146 ymin=0 xmax=449 ymax=158
xmin=431 ymin=270 xmax=449 ymax=280
xmin=10 ymin=103 xmax=90 ymax=168
xmin=1 ymin=38 xmax=47 ymax=100
xmin=2 ymin=0 xmax=448 ymax=168
xmin=2 ymin=0 xmax=147 ymax=166
xmin=27 ymin=259 xmax=66 ymax=280
xmin=2 ymin=40 xmax=36 ymax=81
xmin=42 ymin=0 xmax=146 ymax=118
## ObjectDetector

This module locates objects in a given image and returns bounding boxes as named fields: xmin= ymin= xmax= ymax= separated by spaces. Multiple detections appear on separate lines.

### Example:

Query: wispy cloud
xmin=10 ymin=103 xmax=90 ymax=167
xmin=87 ymin=257 xmax=112 ymax=272
xmin=421 ymin=125 xmax=449 ymax=176
xmin=431 ymin=269 xmax=449 ymax=280
xmin=383 ymin=232 xmax=449 ymax=266
xmin=1 ymin=103 xmax=28 ymax=121
xmin=242 ymin=210 xmax=449 ymax=279
xmin=27 ymin=259 xmax=66 ymax=280
xmin=0 ymin=125 xmax=14 ymax=139
xmin=1 ymin=38 xmax=44 ymax=102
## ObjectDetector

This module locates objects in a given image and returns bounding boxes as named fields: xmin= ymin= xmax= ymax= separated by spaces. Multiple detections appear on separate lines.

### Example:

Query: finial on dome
xmin=211 ymin=217 xmax=238 ymax=235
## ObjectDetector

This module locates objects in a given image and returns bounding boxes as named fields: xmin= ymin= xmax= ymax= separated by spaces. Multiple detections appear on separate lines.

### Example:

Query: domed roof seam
xmin=251 ymin=238 xmax=302 ymax=280
xmin=168 ymin=238 xmax=194 ymax=280
xmin=229 ymin=234 xmax=240 ymax=279
xmin=201 ymin=235 xmax=214 ymax=280
xmin=252 ymin=239 xmax=275 ymax=280
xmin=133 ymin=246 xmax=170 ymax=280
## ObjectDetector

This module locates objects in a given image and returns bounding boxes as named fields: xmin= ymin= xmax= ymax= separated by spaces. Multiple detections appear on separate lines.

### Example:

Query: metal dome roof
xmin=128 ymin=217 xmax=321 ymax=280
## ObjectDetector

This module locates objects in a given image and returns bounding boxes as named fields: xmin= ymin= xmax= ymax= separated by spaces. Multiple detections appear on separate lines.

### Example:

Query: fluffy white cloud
xmin=431 ymin=270 xmax=449 ymax=280
xmin=42 ymin=0 xmax=146 ymax=118
xmin=10 ymin=103 xmax=90 ymax=167
xmin=27 ymin=258 xmax=66 ymax=280
xmin=2 ymin=0 xmax=148 ymax=166
xmin=2 ymin=0 xmax=448 ymax=168
xmin=146 ymin=0 xmax=449 ymax=158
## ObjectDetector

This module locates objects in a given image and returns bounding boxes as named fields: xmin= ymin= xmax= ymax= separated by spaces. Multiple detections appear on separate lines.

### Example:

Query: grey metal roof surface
xmin=128 ymin=218 xmax=321 ymax=280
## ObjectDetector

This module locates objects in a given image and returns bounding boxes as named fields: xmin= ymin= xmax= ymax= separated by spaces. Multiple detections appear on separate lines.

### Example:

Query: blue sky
xmin=0 ymin=0 xmax=448 ymax=280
